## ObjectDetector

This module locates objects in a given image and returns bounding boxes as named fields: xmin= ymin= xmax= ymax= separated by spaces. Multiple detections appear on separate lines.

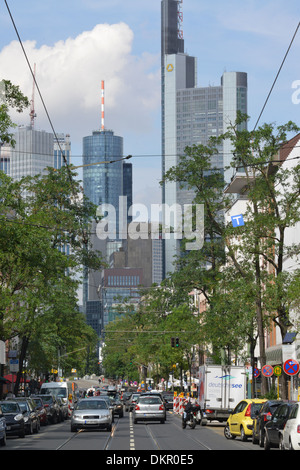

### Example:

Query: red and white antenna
xmin=101 ymin=80 xmax=105 ymax=131
xmin=29 ymin=63 xmax=37 ymax=129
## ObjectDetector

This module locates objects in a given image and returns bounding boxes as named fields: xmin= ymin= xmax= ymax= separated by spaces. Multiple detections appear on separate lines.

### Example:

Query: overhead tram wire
xmin=4 ymin=0 xmax=74 ymax=189
xmin=253 ymin=21 xmax=300 ymax=131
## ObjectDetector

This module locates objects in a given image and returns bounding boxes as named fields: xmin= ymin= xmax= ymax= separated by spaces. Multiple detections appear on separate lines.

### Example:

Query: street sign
xmin=231 ymin=214 xmax=244 ymax=227
xmin=262 ymin=365 xmax=274 ymax=377
xmin=273 ymin=366 xmax=282 ymax=377
xmin=254 ymin=368 xmax=260 ymax=378
xmin=9 ymin=359 xmax=19 ymax=373
xmin=283 ymin=359 xmax=300 ymax=376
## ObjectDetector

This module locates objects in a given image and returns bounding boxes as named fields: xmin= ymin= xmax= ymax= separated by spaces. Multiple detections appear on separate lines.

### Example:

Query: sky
xmin=0 ymin=0 xmax=299 ymax=210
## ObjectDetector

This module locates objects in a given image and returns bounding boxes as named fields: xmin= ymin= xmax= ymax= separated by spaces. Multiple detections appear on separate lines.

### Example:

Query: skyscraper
xmin=161 ymin=0 xmax=247 ymax=276
xmin=82 ymin=117 xmax=133 ymax=334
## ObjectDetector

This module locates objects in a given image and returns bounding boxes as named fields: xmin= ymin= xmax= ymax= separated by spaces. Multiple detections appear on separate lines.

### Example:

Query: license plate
xmin=85 ymin=420 xmax=99 ymax=424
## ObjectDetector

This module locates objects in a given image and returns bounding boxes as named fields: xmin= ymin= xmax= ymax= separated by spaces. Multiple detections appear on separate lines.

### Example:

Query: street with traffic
xmin=1 ymin=378 xmax=298 ymax=454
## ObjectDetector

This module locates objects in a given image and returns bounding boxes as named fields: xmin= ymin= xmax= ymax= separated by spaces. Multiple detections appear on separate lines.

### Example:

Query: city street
xmin=1 ymin=408 xmax=264 ymax=452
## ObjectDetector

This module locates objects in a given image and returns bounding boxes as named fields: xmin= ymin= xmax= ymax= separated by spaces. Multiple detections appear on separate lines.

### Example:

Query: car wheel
xmin=240 ymin=426 xmax=247 ymax=441
xmin=224 ymin=424 xmax=235 ymax=439
xmin=279 ymin=435 xmax=285 ymax=450
xmin=289 ymin=438 xmax=294 ymax=451
xmin=264 ymin=432 xmax=271 ymax=450
xmin=259 ymin=429 xmax=264 ymax=447
xmin=0 ymin=434 xmax=6 ymax=446
xmin=71 ymin=425 xmax=77 ymax=432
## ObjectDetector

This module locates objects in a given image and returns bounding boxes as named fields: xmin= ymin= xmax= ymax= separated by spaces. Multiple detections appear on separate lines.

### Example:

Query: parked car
xmin=252 ymin=400 xmax=284 ymax=447
xmin=0 ymin=404 xmax=7 ymax=446
xmin=12 ymin=397 xmax=40 ymax=435
xmin=39 ymin=394 xmax=61 ymax=424
xmin=0 ymin=401 xmax=25 ymax=438
xmin=162 ymin=392 xmax=174 ymax=410
xmin=264 ymin=402 xmax=296 ymax=450
xmin=70 ymin=398 xmax=112 ymax=432
xmin=280 ymin=402 xmax=300 ymax=450
xmin=133 ymin=394 xmax=166 ymax=424
xmin=224 ymin=399 xmax=267 ymax=441
xmin=31 ymin=396 xmax=47 ymax=426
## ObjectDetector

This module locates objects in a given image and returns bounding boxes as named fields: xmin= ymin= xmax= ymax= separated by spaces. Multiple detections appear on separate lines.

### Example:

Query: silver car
xmin=70 ymin=398 xmax=112 ymax=432
xmin=133 ymin=395 xmax=166 ymax=424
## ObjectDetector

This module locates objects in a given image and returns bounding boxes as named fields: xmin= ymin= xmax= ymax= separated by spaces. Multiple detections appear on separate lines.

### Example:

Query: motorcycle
xmin=182 ymin=404 xmax=198 ymax=429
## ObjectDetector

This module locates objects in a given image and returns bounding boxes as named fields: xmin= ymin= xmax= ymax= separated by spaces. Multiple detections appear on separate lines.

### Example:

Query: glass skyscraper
xmin=161 ymin=0 xmax=247 ymax=276
xmin=82 ymin=128 xmax=133 ymax=334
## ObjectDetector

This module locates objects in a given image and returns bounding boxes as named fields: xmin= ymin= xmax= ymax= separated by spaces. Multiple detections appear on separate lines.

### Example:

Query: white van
xmin=40 ymin=381 xmax=78 ymax=417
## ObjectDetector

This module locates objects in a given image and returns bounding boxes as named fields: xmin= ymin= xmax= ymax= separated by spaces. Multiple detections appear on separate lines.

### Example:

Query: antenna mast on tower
xmin=29 ymin=63 xmax=37 ymax=129
xmin=101 ymin=80 xmax=105 ymax=131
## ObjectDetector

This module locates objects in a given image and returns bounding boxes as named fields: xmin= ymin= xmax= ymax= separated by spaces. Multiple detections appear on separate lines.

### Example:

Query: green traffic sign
xmin=273 ymin=366 xmax=282 ymax=376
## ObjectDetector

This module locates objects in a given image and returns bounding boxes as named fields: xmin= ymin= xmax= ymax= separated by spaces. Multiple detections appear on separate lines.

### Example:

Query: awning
xmin=0 ymin=376 xmax=10 ymax=384
xmin=4 ymin=374 xmax=30 ymax=383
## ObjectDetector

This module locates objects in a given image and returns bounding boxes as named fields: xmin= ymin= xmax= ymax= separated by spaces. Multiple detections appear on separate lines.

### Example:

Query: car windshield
xmin=15 ymin=401 xmax=29 ymax=411
xmin=41 ymin=396 xmax=53 ymax=404
xmin=76 ymin=400 xmax=108 ymax=410
xmin=251 ymin=403 xmax=264 ymax=415
xmin=41 ymin=387 xmax=67 ymax=398
xmin=139 ymin=397 xmax=161 ymax=405
xmin=1 ymin=402 xmax=20 ymax=413
xmin=32 ymin=398 xmax=42 ymax=406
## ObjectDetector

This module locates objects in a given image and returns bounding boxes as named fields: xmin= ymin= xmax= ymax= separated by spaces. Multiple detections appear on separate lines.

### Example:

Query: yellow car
xmin=224 ymin=399 xmax=267 ymax=441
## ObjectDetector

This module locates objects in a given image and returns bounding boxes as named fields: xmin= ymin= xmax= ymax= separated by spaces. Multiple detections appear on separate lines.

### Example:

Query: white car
xmin=280 ymin=402 xmax=300 ymax=450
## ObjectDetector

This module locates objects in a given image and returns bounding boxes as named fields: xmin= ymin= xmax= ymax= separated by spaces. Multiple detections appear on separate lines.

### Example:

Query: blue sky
xmin=0 ymin=0 xmax=299 ymax=207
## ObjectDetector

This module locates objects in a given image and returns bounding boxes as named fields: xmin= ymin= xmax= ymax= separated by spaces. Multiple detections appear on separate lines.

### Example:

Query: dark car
xmin=264 ymin=402 xmax=296 ymax=450
xmin=122 ymin=393 xmax=132 ymax=411
xmin=13 ymin=397 xmax=40 ymax=434
xmin=0 ymin=404 xmax=7 ymax=446
xmin=0 ymin=401 xmax=25 ymax=438
xmin=39 ymin=394 xmax=61 ymax=424
xmin=252 ymin=400 xmax=283 ymax=447
xmin=31 ymin=396 xmax=48 ymax=426
xmin=109 ymin=396 xmax=124 ymax=418
xmin=128 ymin=393 xmax=142 ymax=412
xmin=57 ymin=397 xmax=68 ymax=421
xmin=162 ymin=392 xmax=174 ymax=410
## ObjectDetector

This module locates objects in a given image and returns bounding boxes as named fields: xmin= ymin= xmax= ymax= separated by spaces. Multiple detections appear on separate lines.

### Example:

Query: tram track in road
xmin=56 ymin=419 xmax=119 ymax=450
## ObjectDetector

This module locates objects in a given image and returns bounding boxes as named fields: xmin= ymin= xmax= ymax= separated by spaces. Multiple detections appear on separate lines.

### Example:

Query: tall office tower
xmin=9 ymin=126 xmax=54 ymax=180
xmin=161 ymin=0 xmax=247 ymax=276
xmin=54 ymin=133 xmax=71 ymax=169
xmin=82 ymin=125 xmax=133 ymax=334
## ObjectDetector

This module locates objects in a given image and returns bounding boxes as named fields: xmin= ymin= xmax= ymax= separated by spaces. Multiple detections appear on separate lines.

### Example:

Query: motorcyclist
xmin=183 ymin=398 xmax=193 ymax=423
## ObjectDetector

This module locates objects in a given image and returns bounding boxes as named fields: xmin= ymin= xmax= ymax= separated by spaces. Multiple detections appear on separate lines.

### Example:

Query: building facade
xmin=161 ymin=0 xmax=247 ymax=276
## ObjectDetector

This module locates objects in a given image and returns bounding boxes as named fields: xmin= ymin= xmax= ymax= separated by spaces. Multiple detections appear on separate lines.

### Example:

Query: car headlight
xmin=14 ymin=414 xmax=23 ymax=421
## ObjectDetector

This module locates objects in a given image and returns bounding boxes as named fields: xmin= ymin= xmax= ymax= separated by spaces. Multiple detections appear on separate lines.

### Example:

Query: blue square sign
xmin=231 ymin=214 xmax=244 ymax=227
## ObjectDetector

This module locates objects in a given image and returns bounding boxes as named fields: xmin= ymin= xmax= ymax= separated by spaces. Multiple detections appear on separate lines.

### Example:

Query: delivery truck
xmin=198 ymin=365 xmax=248 ymax=423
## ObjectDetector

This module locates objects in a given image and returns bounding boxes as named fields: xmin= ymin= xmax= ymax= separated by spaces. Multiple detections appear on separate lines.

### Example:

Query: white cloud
xmin=0 ymin=22 xmax=160 ymax=152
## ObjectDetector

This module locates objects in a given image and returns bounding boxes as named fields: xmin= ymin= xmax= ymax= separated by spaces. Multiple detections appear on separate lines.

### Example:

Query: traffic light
xmin=171 ymin=337 xmax=175 ymax=347
xmin=175 ymin=337 xmax=179 ymax=347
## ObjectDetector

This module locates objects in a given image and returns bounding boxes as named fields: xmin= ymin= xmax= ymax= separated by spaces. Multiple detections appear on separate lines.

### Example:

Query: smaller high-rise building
xmin=9 ymin=126 xmax=54 ymax=180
